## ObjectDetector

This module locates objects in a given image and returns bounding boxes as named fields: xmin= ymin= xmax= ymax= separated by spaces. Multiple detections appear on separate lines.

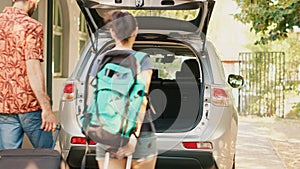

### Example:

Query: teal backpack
xmin=81 ymin=51 xmax=148 ymax=148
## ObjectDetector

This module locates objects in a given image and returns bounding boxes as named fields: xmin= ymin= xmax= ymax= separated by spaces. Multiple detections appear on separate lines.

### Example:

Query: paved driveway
xmin=236 ymin=116 xmax=300 ymax=169
xmin=22 ymin=115 xmax=300 ymax=169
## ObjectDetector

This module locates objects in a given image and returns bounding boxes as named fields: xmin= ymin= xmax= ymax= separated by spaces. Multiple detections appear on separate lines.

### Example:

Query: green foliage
xmin=292 ymin=102 xmax=300 ymax=111
xmin=240 ymin=52 xmax=285 ymax=117
xmin=234 ymin=0 xmax=300 ymax=44
xmin=241 ymin=33 xmax=300 ymax=117
xmin=247 ymin=33 xmax=300 ymax=90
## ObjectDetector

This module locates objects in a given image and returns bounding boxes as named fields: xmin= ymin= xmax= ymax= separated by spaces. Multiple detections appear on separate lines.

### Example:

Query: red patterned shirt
xmin=0 ymin=7 xmax=43 ymax=114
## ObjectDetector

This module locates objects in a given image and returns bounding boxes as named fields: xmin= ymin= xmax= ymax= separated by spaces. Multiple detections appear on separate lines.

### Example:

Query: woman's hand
xmin=116 ymin=136 xmax=138 ymax=159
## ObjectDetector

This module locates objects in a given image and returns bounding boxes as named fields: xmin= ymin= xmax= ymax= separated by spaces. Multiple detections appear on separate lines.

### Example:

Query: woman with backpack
xmin=88 ymin=11 xmax=157 ymax=169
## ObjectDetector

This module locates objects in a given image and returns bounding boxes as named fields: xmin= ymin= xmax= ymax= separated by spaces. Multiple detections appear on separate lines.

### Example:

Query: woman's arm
xmin=116 ymin=69 xmax=153 ymax=158
xmin=135 ymin=69 xmax=153 ymax=137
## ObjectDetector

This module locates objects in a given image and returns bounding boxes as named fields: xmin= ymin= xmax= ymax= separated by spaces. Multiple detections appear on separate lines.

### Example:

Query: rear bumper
xmin=66 ymin=146 xmax=217 ymax=169
xmin=67 ymin=146 xmax=98 ymax=169
xmin=156 ymin=150 xmax=217 ymax=169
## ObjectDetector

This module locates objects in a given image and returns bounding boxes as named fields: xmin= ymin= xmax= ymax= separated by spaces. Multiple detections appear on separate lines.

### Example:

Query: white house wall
xmin=52 ymin=0 xmax=81 ymax=112
xmin=207 ymin=0 xmax=251 ymax=60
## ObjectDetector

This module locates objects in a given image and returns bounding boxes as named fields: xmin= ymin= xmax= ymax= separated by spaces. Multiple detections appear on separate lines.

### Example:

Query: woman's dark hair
xmin=105 ymin=11 xmax=138 ymax=42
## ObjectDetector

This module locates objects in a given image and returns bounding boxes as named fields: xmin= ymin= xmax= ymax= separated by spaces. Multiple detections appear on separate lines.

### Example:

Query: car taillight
xmin=212 ymin=88 xmax=230 ymax=106
xmin=71 ymin=137 xmax=96 ymax=145
xmin=62 ymin=83 xmax=75 ymax=101
xmin=64 ymin=83 xmax=74 ymax=93
xmin=182 ymin=142 xmax=213 ymax=150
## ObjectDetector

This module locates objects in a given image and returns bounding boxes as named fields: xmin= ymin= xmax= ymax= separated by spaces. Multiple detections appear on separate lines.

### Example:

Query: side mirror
xmin=228 ymin=74 xmax=244 ymax=88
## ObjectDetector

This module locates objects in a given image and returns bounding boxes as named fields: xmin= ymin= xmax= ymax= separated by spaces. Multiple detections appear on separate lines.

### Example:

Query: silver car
xmin=59 ymin=0 xmax=244 ymax=169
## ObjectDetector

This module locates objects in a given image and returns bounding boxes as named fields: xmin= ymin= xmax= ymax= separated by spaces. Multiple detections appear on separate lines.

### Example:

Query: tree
xmin=234 ymin=0 xmax=300 ymax=44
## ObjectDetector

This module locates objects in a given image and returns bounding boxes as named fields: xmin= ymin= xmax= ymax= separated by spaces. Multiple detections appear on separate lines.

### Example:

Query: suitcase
xmin=0 ymin=124 xmax=61 ymax=169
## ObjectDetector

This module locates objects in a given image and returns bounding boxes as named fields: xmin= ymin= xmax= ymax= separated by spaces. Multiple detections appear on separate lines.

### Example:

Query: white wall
xmin=207 ymin=0 xmax=251 ymax=61
xmin=52 ymin=0 xmax=81 ymax=112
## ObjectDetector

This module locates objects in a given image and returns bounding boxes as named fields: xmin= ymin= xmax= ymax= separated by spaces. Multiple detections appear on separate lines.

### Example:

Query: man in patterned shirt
xmin=0 ymin=0 xmax=57 ymax=150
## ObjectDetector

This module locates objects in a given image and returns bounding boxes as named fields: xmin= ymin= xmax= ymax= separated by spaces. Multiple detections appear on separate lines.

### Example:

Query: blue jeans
xmin=0 ymin=110 xmax=53 ymax=150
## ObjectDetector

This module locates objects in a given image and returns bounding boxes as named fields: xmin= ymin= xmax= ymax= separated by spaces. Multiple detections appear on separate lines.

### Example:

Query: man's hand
xmin=26 ymin=60 xmax=57 ymax=132
xmin=41 ymin=110 xmax=57 ymax=132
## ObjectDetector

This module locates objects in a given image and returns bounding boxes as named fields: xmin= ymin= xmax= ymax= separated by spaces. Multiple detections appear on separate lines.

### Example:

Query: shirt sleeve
xmin=140 ymin=55 xmax=155 ymax=71
xmin=25 ymin=24 xmax=44 ymax=62
xmin=89 ymin=53 xmax=105 ymax=77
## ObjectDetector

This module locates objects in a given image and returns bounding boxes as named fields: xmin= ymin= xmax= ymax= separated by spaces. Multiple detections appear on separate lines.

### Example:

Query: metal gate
xmin=238 ymin=52 xmax=285 ymax=117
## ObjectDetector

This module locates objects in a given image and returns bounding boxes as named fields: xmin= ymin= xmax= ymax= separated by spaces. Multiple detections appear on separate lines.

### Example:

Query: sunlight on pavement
xmin=236 ymin=116 xmax=300 ymax=169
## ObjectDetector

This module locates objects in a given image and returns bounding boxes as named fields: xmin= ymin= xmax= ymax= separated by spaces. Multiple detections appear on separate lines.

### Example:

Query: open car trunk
xmin=133 ymin=41 xmax=204 ymax=133
xmin=76 ymin=0 xmax=213 ymax=133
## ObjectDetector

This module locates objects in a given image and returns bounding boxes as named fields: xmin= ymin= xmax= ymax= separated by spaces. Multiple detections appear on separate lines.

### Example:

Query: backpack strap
xmin=118 ymin=51 xmax=148 ymax=138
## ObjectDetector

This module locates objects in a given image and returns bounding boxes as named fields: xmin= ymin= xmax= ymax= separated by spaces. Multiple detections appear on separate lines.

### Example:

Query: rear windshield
xmin=130 ymin=9 xmax=199 ymax=21
xmin=96 ymin=9 xmax=199 ymax=21
xmin=133 ymin=43 xmax=200 ymax=80
xmin=151 ymin=55 xmax=195 ymax=80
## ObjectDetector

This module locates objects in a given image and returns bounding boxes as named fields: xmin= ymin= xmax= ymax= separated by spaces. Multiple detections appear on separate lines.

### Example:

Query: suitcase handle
xmin=51 ymin=123 xmax=61 ymax=150
xmin=126 ymin=155 xmax=132 ymax=169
